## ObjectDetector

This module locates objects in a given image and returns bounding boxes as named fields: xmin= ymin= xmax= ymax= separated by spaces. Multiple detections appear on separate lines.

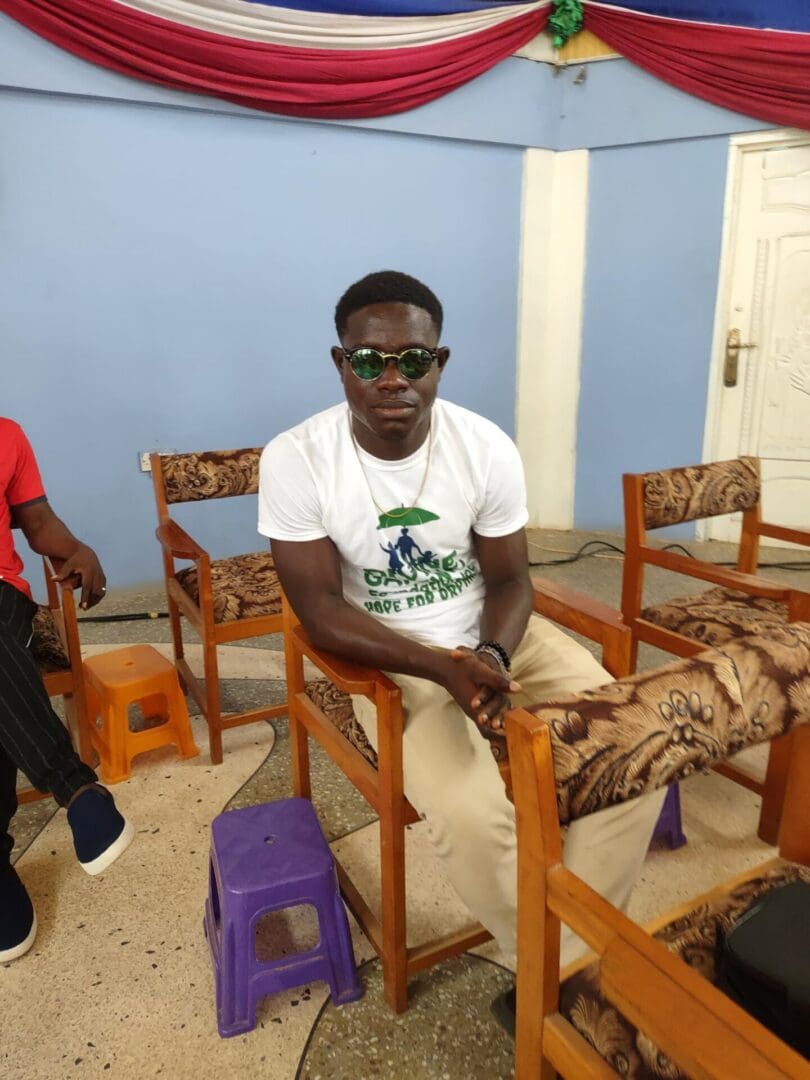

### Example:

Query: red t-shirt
xmin=1 ymin=418 xmax=46 ymax=599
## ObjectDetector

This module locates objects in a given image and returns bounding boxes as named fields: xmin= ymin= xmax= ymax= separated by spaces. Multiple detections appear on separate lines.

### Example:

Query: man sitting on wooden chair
xmin=1 ymin=418 xmax=134 ymax=964
xmin=259 ymin=271 xmax=666 ymax=1029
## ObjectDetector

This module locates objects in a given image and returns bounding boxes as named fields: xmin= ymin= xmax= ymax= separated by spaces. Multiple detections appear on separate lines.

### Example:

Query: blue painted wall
xmin=1 ymin=13 xmax=773 ymax=583
xmin=574 ymin=136 xmax=731 ymax=529
xmin=554 ymin=58 xmax=768 ymax=150
xmin=0 ymin=12 xmax=560 ymax=150
xmin=1 ymin=48 xmax=523 ymax=588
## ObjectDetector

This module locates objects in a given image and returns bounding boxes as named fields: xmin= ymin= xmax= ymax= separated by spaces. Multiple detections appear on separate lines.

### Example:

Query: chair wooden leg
xmin=285 ymin=623 xmax=311 ymax=798
xmin=379 ymin=801 xmax=408 ymax=1013
xmin=64 ymin=693 xmax=93 ymax=766
xmin=290 ymin=710 xmax=311 ymax=800
xmin=603 ymin=626 xmax=633 ymax=680
xmin=204 ymin=642 xmax=224 ymax=765
xmin=778 ymin=724 xmax=810 ymax=864
xmin=757 ymin=731 xmax=793 ymax=845
xmin=627 ymin=634 xmax=640 ymax=675
xmin=512 ymin=722 xmax=562 ymax=1080
xmin=167 ymin=595 xmax=187 ymax=691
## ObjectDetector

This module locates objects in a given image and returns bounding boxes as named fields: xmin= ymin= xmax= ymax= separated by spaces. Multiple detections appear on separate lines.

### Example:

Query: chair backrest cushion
xmin=30 ymin=605 xmax=70 ymax=673
xmin=306 ymin=679 xmax=378 ymax=768
xmin=159 ymin=449 xmax=262 ymax=504
xmin=642 ymin=457 xmax=759 ymax=529
xmin=524 ymin=622 xmax=810 ymax=824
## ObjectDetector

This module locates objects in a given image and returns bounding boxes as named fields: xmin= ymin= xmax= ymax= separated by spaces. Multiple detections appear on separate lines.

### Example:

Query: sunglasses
xmin=342 ymin=347 xmax=439 ymax=382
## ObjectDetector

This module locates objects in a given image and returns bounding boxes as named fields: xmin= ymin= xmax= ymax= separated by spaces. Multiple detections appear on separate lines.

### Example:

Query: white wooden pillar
xmin=515 ymin=148 xmax=589 ymax=529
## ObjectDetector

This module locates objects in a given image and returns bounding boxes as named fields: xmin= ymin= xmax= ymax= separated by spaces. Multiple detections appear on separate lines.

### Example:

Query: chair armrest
xmin=292 ymin=579 xmax=629 ymax=699
xmin=290 ymin=624 xmax=400 ymax=698
xmin=42 ymin=556 xmax=61 ymax=608
xmin=545 ymin=866 xmax=808 ymax=1078
xmin=532 ymin=576 xmax=625 ymax=639
xmin=45 ymin=555 xmax=65 ymax=576
xmin=644 ymin=548 xmax=794 ymax=600
xmin=42 ymin=555 xmax=80 ymax=608
xmin=531 ymin=577 xmax=631 ymax=679
xmin=154 ymin=520 xmax=207 ymax=561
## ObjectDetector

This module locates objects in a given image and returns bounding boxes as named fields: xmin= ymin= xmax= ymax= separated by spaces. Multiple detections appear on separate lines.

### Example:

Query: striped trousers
xmin=0 ymin=581 xmax=96 ymax=868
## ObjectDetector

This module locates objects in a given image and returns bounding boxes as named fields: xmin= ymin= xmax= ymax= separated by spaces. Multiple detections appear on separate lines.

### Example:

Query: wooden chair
xmin=506 ymin=622 xmax=810 ymax=1080
xmin=151 ymin=448 xmax=285 ymax=764
xmin=622 ymin=456 xmax=810 ymax=843
xmin=18 ymin=557 xmax=91 ymax=804
xmin=283 ymin=577 xmax=633 ymax=1013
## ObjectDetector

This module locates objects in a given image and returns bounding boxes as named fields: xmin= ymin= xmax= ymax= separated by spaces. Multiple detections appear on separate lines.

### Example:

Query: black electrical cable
xmin=527 ymin=539 xmax=624 ymax=567
xmin=660 ymin=543 xmax=695 ymax=558
xmin=78 ymin=611 xmax=169 ymax=623
xmin=76 ymin=538 xmax=809 ymax=618
xmin=702 ymin=559 xmax=809 ymax=570
xmin=529 ymin=538 xmax=810 ymax=571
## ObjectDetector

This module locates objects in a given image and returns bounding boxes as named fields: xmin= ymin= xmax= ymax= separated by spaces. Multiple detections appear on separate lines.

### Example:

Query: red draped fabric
xmin=0 ymin=0 xmax=548 ymax=119
xmin=0 ymin=0 xmax=808 ymax=126
xmin=585 ymin=5 xmax=810 ymax=131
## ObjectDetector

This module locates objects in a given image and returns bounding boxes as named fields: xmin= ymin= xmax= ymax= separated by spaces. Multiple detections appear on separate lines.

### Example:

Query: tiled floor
xmin=5 ymin=529 xmax=809 ymax=1079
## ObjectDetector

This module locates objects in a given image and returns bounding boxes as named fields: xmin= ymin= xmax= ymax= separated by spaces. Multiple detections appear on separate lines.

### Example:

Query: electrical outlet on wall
xmin=139 ymin=450 xmax=175 ymax=472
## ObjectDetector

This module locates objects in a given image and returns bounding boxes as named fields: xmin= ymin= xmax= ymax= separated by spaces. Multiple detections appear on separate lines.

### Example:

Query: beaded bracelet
xmin=475 ymin=639 xmax=511 ymax=674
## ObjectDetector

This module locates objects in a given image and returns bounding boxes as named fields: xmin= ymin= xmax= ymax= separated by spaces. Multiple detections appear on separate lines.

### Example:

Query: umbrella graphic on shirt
xmin=376 ymin=506 xmax=439 ymax=530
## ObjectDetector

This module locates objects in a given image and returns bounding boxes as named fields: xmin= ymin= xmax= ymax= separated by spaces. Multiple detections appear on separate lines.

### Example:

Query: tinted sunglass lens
xmin=350 ymin=349 xmax=385 ymax=380
xmin=348 ymin=348 xmax=433 ymax=380
xmin=398 ymin=349 xmax=433 ymax=380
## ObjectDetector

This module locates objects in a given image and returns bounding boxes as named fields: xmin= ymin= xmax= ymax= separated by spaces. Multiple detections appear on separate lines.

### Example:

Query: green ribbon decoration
xmin=549 ymin=0 xmax=584 ymax=48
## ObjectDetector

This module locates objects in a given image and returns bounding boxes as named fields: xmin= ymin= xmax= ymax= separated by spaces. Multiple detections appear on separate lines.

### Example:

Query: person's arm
xmin=451 ymin=528 xmax=534 ymax=730
xmin=476 ymin=528 xmax=534 ymax=655
xmin=272 ymin=536 xmax=519 ymax=722
xmin=12 ymin=500 xmax=106 ymax=609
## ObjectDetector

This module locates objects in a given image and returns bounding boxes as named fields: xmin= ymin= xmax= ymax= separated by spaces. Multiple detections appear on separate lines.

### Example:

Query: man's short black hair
xmin=334 ymin=270 xmax=443 ymax=338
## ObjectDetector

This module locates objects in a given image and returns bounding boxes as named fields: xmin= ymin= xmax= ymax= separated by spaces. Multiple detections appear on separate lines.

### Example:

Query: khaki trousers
xmin=352 ymin=615 xmax=666 ymax=968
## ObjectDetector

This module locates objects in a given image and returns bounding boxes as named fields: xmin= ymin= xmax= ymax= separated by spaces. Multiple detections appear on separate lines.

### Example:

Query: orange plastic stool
xmin=83 ymin=644 xmax=199 ymax=783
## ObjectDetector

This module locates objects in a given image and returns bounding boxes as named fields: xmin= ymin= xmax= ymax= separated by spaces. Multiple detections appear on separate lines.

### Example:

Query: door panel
xmin=707 ymin=137 xmax=810 ymax=543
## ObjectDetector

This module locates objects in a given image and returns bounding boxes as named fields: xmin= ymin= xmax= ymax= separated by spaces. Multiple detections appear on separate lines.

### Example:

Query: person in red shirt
xmin=0 ymin=419 xmax=134 ymax=963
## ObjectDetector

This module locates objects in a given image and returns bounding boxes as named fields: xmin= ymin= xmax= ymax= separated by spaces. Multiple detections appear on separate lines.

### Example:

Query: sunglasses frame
xmin=342 ymin=347 xmax=439 ymax=382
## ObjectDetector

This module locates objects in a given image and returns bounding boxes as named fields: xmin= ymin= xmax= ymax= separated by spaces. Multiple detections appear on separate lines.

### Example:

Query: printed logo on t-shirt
xmin=361 ymin=505 xmax=480 ymax=617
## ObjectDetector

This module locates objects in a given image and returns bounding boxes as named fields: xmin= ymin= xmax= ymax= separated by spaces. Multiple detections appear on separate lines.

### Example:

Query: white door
xmin=705 ymin=132 xmax=810 ymax=544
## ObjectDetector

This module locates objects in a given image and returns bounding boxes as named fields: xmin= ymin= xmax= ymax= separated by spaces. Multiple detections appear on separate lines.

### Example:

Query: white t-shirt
xmin=258 ymin=399 xmax=528 ymax=648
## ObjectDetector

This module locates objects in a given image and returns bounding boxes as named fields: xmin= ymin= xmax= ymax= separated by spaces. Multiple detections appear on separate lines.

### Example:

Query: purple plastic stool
xmin=652 ymin=784 xmax=687 ymax=849
xmin=204 ymin=797 xmax=363 ymax=1037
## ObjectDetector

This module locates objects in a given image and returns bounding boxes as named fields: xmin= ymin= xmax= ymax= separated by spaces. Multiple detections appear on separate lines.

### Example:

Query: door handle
xmin=724 ymin=327 xmax=757 ymax=387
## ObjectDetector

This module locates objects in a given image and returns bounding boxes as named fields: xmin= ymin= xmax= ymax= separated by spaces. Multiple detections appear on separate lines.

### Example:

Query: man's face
xmin=331 ymin=301 xmax=449 ymax=453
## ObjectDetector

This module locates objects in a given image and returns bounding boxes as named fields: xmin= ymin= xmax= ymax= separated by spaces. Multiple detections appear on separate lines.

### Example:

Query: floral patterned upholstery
xmin=642 ymin=457 xmax=760 ymax=529
xmin=299 ymin=626 xmax=810 ymax=1077
xmin=301 ymin=624 xmax=810 ymax=820
xmin=484 ymin=622 xmax=810 ymax=824
xmin=175 ymin=551 xmax=282 ymax=623
xmin=559 ymin=861 xmax=810 ymax=1079
xmin=30 ymin=605 xmax=70 ymax=673
xmin=305 ymin=678 xmax=377 ymax=768
xmin=160 ymin=448 xmax=261 ymax=505
xmin=642 ymin=586 xmax=789 ymax=647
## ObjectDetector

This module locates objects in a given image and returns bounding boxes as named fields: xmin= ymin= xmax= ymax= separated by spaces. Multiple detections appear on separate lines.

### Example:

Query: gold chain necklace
xmin=349 ymin=417 xmax=434 ymax=519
